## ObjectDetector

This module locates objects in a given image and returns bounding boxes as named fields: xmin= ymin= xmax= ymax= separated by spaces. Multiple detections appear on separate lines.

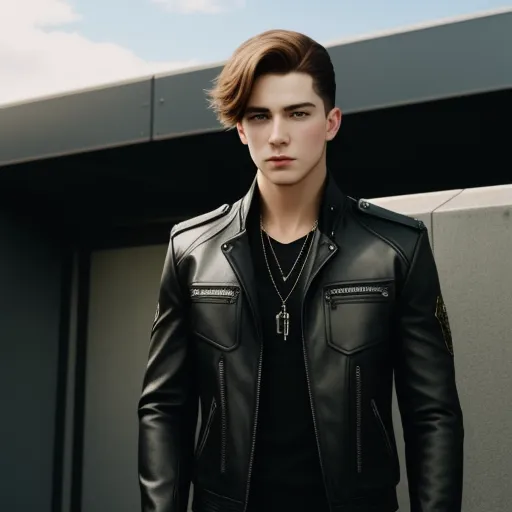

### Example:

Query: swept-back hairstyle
xmin=206 ymin=29 xmax=336 ymax=128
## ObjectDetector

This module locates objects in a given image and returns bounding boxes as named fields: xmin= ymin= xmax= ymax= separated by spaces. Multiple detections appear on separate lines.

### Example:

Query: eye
xmin=291 ymin=111 xmax=309 ymax=118
xmin=248 ymin=113 xmax=268 ymax=121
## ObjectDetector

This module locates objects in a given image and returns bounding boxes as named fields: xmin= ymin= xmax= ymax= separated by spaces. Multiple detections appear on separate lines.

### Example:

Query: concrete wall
xmin=370 ymin=184 xmax=512 ymax=512
xmin=0 ymin=214 xmax=64 ymax=512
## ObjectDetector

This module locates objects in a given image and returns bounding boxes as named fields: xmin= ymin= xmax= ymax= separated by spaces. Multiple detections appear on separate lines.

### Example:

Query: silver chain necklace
xmin=259 ymin=219 xmax=317 ymax=340
xmin=264 ymin=220 xmax=318 ymax=281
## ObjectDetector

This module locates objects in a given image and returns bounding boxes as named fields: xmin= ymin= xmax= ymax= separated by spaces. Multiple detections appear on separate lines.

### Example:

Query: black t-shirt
xmin=246 ymin=210 xmax=329 ymax=511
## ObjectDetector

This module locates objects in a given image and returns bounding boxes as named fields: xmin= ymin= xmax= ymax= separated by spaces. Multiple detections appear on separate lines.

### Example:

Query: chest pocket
xmin=323 ymin=280 xmax=394 ymax=355
xmin=189 ymin=284 xmax=241 ymax=351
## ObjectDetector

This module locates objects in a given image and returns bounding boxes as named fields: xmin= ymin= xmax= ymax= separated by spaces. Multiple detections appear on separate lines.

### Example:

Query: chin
xmin=261 ymin=166 xmax=309 ymax=186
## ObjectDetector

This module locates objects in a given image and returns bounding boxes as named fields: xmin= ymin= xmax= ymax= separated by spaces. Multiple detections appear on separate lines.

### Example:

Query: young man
xmin=138 ymin=29 xmax=464 ymax=512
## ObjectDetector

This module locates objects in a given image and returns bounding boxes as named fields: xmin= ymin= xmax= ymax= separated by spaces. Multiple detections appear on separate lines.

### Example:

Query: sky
xmin=0 ymin=0 xmax=509 ymax=106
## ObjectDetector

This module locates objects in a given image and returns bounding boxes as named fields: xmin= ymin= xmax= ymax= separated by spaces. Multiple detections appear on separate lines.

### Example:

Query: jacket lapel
xmin=221 ymin=178 xmax=263 ymax=339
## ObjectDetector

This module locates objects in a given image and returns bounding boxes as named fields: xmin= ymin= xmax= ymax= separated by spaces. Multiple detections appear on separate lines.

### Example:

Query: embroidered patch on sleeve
xmin=435 ymin=295 xmax=453 ymax=355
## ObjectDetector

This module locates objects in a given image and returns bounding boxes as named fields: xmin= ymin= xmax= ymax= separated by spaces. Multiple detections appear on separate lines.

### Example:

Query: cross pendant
xmin=276 ymin=304 xmax=290 ymax=340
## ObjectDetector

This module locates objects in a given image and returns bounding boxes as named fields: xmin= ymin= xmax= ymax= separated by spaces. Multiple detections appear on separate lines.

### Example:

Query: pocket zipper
xmin=326 ymin=285 xmax=389 ymax=309
xmin=356 ymin=365 xmax=362 ymax=474
xmin=190 ymin=286 xmax=240 ymax=304
xmin=219 ymin=357 xmax=227 ymax=474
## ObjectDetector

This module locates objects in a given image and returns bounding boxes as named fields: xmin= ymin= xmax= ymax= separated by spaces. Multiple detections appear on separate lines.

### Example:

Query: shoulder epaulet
xmin=357 ymin=199 xmax=425 ymax=231
xmin=171 ymin=203 xmax=231 ymax=238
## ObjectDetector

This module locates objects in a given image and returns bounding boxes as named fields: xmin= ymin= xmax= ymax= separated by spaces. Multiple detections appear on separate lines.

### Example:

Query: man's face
xmin=237 ymin=72 xmax=341 ymax=186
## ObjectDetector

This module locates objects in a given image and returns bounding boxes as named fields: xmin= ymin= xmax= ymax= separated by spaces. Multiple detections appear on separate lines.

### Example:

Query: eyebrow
xmin=244 ymin=102 xmax=317 ymax=114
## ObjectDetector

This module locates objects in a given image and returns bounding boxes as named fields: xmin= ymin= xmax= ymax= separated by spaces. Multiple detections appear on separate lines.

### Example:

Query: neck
xmin=257 ymin=164 xmax=326 ymax=244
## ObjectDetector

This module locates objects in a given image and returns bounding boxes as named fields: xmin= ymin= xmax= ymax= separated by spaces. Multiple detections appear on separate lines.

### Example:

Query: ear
xmin=325 ymin=107 xmax=342 ymax=142
xmin=236 ymin=121 xmax=249 ymax=145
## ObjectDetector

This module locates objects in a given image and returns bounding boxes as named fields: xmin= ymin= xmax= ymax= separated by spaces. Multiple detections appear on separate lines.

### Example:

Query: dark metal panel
xmin=152 ymin=10 xmax=511 ymax=140
xmin=0 ymin=78 xmax=152 ymax=166
xmin=0 ymin=11 xmax=509 ymax=158
xmin=0 ymin=212 xmax=64 ymax=512
xmin=329 ymin=10 xmax=512 ymax=113
xmin=152 ymin=66 xmax=223 ymax=140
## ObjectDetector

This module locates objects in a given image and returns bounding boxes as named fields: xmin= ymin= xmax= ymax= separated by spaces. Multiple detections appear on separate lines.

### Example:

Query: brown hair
xmin=206 ymin=29 xmax=336 ymax=128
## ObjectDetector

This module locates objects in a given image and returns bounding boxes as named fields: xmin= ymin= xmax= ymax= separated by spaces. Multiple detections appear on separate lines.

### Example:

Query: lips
xmin=267 ymin=156 xmax=294 ymax=161
xmin=267 ymin=157 xmax=295 ymax=168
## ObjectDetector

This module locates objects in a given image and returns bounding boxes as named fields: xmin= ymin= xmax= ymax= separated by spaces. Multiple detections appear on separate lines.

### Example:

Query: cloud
xmin=151 ymin=0 xmax=245 ymax=14
xmin=0 ymin=0 xmax=199 ymax=106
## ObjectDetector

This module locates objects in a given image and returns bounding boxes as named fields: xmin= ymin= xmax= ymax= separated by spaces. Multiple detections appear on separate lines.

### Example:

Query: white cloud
xmin=151 ymin=0 xmax=245 ymax=14
xmin=0 ymin=0 xmax=199 ymax=106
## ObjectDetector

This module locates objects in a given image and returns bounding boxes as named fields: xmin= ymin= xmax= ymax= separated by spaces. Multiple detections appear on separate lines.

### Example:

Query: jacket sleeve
xmin=394 ymin=229 xmax=464 ymax=512
xmin=138 ymin=233 xmax=197 ymax=512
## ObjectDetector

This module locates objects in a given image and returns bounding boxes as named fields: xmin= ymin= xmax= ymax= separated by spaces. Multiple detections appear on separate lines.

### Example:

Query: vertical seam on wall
xmin=60 ymin=253 xmax=80 ymax=512
xmin=431 ymin=189 xmax=466 ymax=253
xmin=149 ymin=77 xmax=156 ymax=140
xmin=70 ymin=249 xmax=92 ymax=512
xmin=51 ymin=246 xmax=74 ymax=512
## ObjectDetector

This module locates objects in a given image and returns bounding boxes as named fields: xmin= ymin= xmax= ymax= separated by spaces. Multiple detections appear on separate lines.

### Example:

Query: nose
xmin=268 ymin=118 xmax=289 ymax=146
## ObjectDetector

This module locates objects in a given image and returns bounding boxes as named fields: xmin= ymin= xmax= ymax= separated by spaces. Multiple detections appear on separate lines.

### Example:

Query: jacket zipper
xmin=190 ymin=286 xmax=240 ymax=303
xmin=299 ymin=241 xmax=338 ymax=512
xmin=222 ymin=235 xmax=264 ymax=512
xmin=325 ymin=285 xmax=389 ymax=309
xmin=243 ymin=343 xmax=263 ymax=511
xmin=219 ymin=357 xmax=227 ymax=474
xmin=195 ymin=397 xmax=217 ymax=461
xmin=356 ymin=365 xmax=362 ymax=473
xmin=371 ymin=399 xmax=394 ymax=458
xmin=302 ymin=331 xmax=331 ymax=507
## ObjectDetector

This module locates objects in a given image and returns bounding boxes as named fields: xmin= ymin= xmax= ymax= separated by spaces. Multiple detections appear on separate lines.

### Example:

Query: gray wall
xmin=0 ymin=78 xmax=152 ymax=166
xmin=433 ymin=188 xmax=512 ymax=512
xmin=370 ymin=185 xmax=512 ymax=511
xmin=80 ymin=245 xmax=166 ymax=512
xmin=78 ymin=184 xmax=512 ymax=512
xmin=0 ymin=214 xmax=63 ymax=512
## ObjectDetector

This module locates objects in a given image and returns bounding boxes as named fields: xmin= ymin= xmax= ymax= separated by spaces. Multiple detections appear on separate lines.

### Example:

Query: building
xmin=0 ymin=8 xmax=510 ymax=512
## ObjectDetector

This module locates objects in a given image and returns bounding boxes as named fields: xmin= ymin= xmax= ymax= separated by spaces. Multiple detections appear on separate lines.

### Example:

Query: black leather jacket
xmin=138 ymin=176 xmax=464 ymax=512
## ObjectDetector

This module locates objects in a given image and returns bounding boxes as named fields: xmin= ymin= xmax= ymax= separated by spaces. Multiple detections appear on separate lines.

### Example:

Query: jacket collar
xmin=238 ymin=170 xmax=348 ymax=241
